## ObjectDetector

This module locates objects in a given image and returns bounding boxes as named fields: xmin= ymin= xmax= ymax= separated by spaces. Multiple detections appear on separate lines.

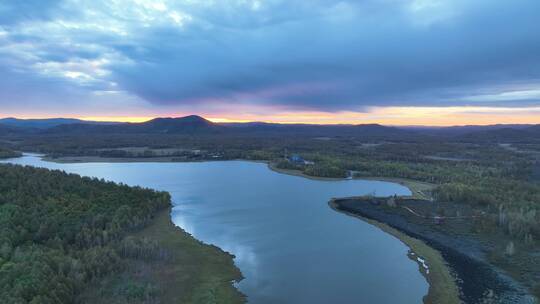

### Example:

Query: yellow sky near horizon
xmin=9 ymin=106 xmax=540 ymax=126
xmin=82 ymin=106 xmax=540 ymax=126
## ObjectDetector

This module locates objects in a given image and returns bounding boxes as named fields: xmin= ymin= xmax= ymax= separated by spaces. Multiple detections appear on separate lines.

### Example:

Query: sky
xmin=1 ymin=0 xmax=540 ymax=125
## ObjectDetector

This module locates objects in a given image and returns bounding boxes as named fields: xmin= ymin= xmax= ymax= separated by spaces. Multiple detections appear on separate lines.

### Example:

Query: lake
xmin=2 ymin=154 xmax=428 ymax=303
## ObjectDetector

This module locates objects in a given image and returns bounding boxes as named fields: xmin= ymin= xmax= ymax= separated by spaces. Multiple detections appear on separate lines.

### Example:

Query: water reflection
xmin=2 ymin=154 xmax=428 ymax=304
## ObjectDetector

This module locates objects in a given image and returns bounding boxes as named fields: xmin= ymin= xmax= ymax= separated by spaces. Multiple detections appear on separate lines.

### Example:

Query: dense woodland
xmin=274 ymin=140 xmax=540 ymax=296
xmin=0 ymin=164 xmax=171 ymax=303
xmin=6 ymin=133 xmax=539 ymax=245
xmin=1 ymin=119 xmax=540 ymax=299
xmin=276 ymin=142 xmax=540 ymax=242
xmin=0 ymin=148 xmax=21 ymax=159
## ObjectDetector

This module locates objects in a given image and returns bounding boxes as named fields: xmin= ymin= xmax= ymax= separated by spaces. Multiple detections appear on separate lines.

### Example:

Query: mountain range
xmin=0 ymin=116 xmax=538 ymax=143
xmin=0 ymin=117 xmax=121 ymax=129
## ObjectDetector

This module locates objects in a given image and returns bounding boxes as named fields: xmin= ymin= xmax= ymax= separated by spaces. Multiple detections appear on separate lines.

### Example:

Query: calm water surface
xmin=3 ymin=154 xmax=428 ymax=303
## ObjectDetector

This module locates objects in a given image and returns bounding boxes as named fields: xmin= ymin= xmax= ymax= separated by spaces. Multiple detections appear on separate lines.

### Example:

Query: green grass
xmin=78 ymin=208 xmax=245 ymax=304
xmin=269 ymin=162 xmax=436 ymax=200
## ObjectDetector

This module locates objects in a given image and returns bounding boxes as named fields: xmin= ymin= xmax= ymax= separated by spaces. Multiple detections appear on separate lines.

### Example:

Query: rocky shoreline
xmin=331 ymin=197 xmax=536 ymax=304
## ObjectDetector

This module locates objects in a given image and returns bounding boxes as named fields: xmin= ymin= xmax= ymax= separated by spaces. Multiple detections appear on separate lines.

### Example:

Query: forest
xmin=6 ymin=133 xmax=539 ymax=245
xmin=275 ymin=142 xmax=540 ymax=243
xmin=0 ymin=162 xmax=245 ymax=304
xmin=2 ymin=130 xmax=540 ymax=298
xmin=274 ymin=141 xmax=540 ymax=296
xmin=0 ymin=148 xmax=21 ymax=159
xmin=0 ymin=164 xmax=172 ymax=303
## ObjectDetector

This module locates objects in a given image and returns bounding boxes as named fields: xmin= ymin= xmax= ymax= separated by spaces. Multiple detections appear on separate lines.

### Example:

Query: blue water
xmin=2 ymin=154 xmax=428 ymax=303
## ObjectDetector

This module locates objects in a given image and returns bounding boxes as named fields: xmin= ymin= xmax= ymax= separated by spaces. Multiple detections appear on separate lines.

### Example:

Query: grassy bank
xmin=44 ymin=156 xmax=435 ymax=200
xmin=329 ymin=200 xmax=460 ymax=304
xmin=268 ymin=162 xmax=347 ymax=181
xmin=276 ymin=159 xmax=459 ymax=302
xmin=269 ymin=162 xmax=436 ymax=200
xmin=42 ymin=156 xmax=436 ymax=200
xmin=78 ymin=207 xmax=245 ymax=304
xmin=43 ymin=155 xmax=183 ymax=163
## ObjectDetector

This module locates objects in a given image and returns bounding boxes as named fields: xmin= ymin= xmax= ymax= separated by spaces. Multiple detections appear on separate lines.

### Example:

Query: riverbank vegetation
xmin=0 ymin=147 xmax=21 ymax=159
xmin=4 ymin=131 xmax=540 ymax=300
xmin=276 ymin=142 xmax=540 ymax=299
xmin=0 ymin=164 xmax=243 ymax=303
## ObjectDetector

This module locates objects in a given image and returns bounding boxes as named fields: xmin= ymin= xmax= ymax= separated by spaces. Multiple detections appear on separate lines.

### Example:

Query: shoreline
xmin=23 ymin=153 xmax=459 ymax=303
xmin=79 ymin=206 xmax=245 ymax=303
xmin=267 ymin=162 xmax=435 ymax=199
xmin=267 ymin=162 xmax=350 ymax=181
xmin=42 ymin=155 xmax=199 ymax=163
xmin=141 ymin=207 xmax=245 ymax=303
xmin=43 ymin=154 xmax=348 ymax=181
xmin=329 ymin=199 xmax=460 ymax=304
xmin=333 ymin=197 xmax=537 ymax=304
xmin=41 ymin=154 xmax=271 ymax=165
xmin=42 ymin=154 xmax=436 ymax=197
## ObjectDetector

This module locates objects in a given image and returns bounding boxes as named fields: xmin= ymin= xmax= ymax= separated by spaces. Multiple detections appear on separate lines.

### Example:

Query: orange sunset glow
xmin=75 ymin=106 xmax=540 ymax=126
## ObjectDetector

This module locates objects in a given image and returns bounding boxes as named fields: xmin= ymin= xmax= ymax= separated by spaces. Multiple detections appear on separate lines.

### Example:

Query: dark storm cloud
xmin=1 ymin=0 xmax=540 ymax=112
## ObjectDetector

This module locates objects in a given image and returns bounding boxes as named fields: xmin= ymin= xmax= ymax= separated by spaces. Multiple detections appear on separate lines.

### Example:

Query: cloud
xmin=0 ymin=0 xmax=63 ymax=26
xmin=0 ymin=0 xmax=539 ymax=115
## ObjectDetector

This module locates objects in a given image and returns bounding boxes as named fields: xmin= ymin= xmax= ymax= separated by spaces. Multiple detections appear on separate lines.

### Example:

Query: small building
xmin=288 ymin=154 xmax=313 ymax=165
xmin=289 ymin=154 xmax=304 ymax=163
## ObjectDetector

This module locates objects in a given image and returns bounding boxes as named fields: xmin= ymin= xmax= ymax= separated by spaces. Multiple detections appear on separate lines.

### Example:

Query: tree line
xmin=0 ymin=148 xmax=21 ymax=159
xmin=0 ymin=164 xmax=170 ymax=303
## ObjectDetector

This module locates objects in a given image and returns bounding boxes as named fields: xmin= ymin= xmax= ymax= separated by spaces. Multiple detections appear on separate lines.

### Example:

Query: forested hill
xmin=2 ymin=115 xmax=540 ymax=142
xmin=45 ymin=115 xmax=221 ymax=135
xmin=0 ymin=118 xmax=122 ymax=129
xmin=3 ymin=115 xmax=415 ymax=139
xmin=0 ymin=164 xmax=171 ymax=303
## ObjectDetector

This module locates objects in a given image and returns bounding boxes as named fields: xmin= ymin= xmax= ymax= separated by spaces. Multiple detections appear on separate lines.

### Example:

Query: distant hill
xmin=456 ymin=125 xmax=540 ymax=143
xmin=0 ymin=118 xmax=119 ymax=129
xmin=42 ymin=115 xmax=417 ymax=139
xmin=223 ymin=121 xmax=417 ymax=139
xmin=401 ymin=124 xmax=535 ymax=137
xmin=46 ymin=115 xmax=222 ymax=135
xmin=2 ymin=115 xmax=539 ymax=142
xmin=133 ymin=115 xmax=218 ymax=133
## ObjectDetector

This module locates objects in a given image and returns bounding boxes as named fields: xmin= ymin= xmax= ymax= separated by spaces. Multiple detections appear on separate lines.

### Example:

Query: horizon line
xmin=1 ymin=115 xmax=538 ymax=128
